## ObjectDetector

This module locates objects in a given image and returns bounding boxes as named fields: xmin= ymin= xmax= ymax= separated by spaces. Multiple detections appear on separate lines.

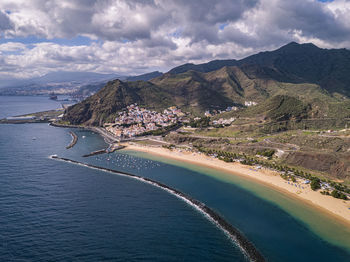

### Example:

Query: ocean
xmin=1 ymin=96 xmax=350 ymax=261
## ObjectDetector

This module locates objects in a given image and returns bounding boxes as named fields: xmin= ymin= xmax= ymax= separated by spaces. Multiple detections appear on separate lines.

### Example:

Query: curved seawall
xmin=50 ymin=155 xmax=265 ymax=262
xmin=66 ymin=131 xmax=78 ymax=149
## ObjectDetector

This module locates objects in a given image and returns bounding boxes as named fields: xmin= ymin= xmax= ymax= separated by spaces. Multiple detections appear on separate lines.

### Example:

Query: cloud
xmin=0 ymin=42 xmax=26 ymax=52
xmin=0 ymin=0 xmax=259 ymax=42
xmin=0 ymin=10 xmax=13 ymax=32
xmin=0 ymin=0 xmax=349 ymax=79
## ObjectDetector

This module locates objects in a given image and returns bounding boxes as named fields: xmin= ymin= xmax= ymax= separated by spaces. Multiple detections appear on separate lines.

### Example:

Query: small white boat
xmin=82 ymin=136 xmax=86 ymax=138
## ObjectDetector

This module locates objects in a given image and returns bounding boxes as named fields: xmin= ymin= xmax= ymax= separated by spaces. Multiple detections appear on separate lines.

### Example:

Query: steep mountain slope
xmin=169 ymin=42 xmax=350 ymax=97
xmin=168 ymin=59 xmax=238 ymax=74
xmin=72 ymin=71 xmax=164 ymax=97
xmin=151 ymin=66 xmax=275 ymax=110
xmin=239 ymin=42 xmax=350 ymax=96
xmin=64 ymin=42 xmax=350 ymax=126
xmin=64 ymin=80 xmax=173 ymax=125
xmin=150 ymin=70 xmax=236 ymax=114
xmin=126 ymin=71 xmax=163 ymax=81
xmin=239 ymin=95 xmax=310 ymax=121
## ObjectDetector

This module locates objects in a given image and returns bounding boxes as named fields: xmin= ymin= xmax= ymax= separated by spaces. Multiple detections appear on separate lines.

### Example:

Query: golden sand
xmin=123 ymin=143 xmax=350 ymax=226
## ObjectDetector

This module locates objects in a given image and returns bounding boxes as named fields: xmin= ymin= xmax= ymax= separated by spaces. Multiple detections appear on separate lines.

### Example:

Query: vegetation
xmin=138 ymin=123 xmax=182 ymax=137
xmin=126 ymin=71 xmax=162 ymax=81
xmin=162 ymin=144 xmax=176 ymax=150
xmin=321 ymin=188 xmax=348 ymax=200
xmin=189 ymin=117 xmax=210 ymax=128
xmin=62 ymin=42 xmax=350 ymax=183
xmin=63 ymin=79 xmax=174 ymax=125
xmin=257 ymin=149 xmax=275 ymax=159
xmin=330 ymin=190 xmax=348 ymax=200
xmin=310 ymin=178 xmax=321 ymax=191
xmin=64 ymin=42 xmax=350 ymax=129
xmin=188 ymin=145 xmax=349 ymax=195
xmin=168 ymin=41 xmax=350 ymax=100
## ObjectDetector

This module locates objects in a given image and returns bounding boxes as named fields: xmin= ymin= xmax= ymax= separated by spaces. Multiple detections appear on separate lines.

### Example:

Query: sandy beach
xmin=122 ymin=143 xmax=350 ymax=226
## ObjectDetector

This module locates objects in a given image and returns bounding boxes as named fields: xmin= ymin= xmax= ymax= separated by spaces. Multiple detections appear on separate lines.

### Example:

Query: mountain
xmin=72 ymin=82 xmax=107 ymax=97
xmin=168 ymin=60 xmax=238 ymax=75
xmin=0 ymin=71 xmax=125 ymax=96
xmin=63 ymin=42 xmax=350 ymax=126
xmin=64 ymin=80 xmax=173 ymax=125
xmin=169 ymin=42 xmax=350 ymax=97
xmin=239 ymin=42 xmax=350 ymax=96
xmin=126 ymin=71 xmax=163 ymax=81
xmin=72 ymin=71 xmax=164 ymax=97
xmin=31 ymin=71 xmax=121 ymax=84
xmin=150 ymin=67 xmax=260 ymax=113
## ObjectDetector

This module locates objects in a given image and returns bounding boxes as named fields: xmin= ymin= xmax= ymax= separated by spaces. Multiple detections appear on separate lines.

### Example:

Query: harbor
xmin=82 ymin=143 xmax=125 ymax=157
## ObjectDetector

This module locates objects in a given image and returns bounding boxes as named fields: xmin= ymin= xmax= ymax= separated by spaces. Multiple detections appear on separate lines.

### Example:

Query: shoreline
xmin=50 ymin=155 xmax=265 ymax=262
xmin=49 ymin=122 xmax=350 ymax=226
xmin=50 ymin=122 xmax=119 ymax=145
xmin=122 ymin=143 xmax=350 ymax=227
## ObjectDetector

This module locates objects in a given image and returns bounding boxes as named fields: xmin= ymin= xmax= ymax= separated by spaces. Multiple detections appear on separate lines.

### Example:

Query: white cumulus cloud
xmin=0 ymin=0 xmax=349 ymax=79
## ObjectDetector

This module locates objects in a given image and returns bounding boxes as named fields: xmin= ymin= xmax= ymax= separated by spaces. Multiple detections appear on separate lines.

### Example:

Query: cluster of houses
xmin=244 ymin=101 xmax=257 ymax=107
xmin=212 ymin=117 xmax=236 ymax=126
xmin=105 ymin=104 xmax=184 ymax=138
xmin=204 ymin=106 xmax=239 ymax=117
xmin=103 ymin=102 xmax=253 ymax=138
xmin=204 ymin=101 xmax=258 ymax=117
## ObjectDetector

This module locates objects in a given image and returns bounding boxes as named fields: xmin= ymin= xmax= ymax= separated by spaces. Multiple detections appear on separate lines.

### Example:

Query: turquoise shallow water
xmin=125 ymin=150 xmax=350 ymax=251
xmin=1 ymin=96 xmax=350 ymax=261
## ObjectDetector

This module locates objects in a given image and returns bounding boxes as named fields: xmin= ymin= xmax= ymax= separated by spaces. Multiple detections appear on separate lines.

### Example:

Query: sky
xmin=0 ymin=0 xmax=349 ymax=79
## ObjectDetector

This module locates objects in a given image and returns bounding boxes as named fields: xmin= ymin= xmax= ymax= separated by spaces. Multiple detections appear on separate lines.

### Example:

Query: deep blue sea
xmin=1 ymin=96 xmax=350 ymax=261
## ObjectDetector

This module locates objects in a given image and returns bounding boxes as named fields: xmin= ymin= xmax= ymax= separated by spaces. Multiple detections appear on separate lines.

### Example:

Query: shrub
xmin=331 ymin=190 xmax=348 ymax=200
xmin=189 ymin=117 xmax=210 ymax=128
xmin=310 ymin=178 xmax=321 ymax=191
xmin=223 ymin=157 xmax=233 ymax=162
xmin=257 ymin=149 xmax=276 ymax=159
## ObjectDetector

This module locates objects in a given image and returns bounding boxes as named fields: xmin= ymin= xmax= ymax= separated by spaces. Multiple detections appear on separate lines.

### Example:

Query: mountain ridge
xmin=169 ymin=42 xmax=350 ymax=96
xmin=64 ymin=42 xmax=350 ymax=126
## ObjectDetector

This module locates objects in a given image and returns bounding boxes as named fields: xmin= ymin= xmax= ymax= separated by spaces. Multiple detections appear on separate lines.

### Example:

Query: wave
xmin=49 ymin=155 xmax=265 ymax=262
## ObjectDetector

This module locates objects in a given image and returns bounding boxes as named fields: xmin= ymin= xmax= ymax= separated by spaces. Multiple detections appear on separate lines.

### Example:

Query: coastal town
xmin=2 ymin=100 xmax=349 ymax=205
xmin=104 ymin=104 xmax=185 ymax=138
xmin=103 ymin=103 xmax=242 ymax=138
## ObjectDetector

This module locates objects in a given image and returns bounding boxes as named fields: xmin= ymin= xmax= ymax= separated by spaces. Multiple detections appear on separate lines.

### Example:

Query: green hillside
xmin=64 ymin=80 xmax=173 ymax=125
xmin=240 ymin=95 xmax=309 ymax=121
xmin=169 ymin=42 xmax=350 ymax=97
xmin=63 ymin=42 xmax=350 ymax=126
